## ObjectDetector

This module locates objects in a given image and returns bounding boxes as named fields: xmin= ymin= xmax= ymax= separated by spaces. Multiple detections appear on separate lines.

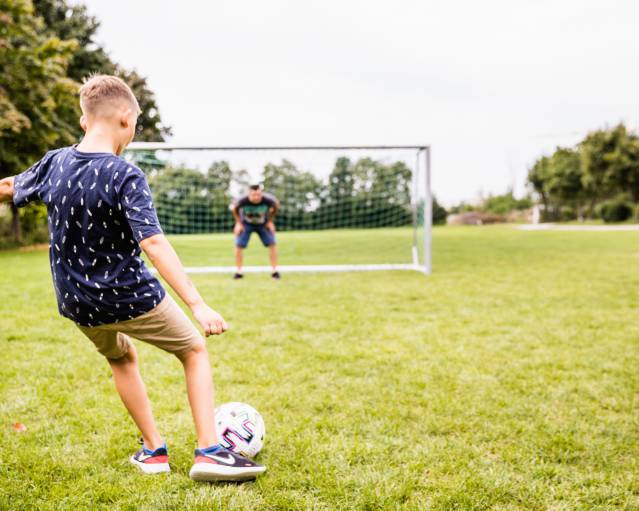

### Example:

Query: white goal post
xmin=125 ymin=143 xmax=432 ymax=275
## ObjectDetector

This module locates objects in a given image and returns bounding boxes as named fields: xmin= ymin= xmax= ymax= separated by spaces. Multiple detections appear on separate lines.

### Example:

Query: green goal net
xmin=124 ymin=144 xmax=432 ymax=274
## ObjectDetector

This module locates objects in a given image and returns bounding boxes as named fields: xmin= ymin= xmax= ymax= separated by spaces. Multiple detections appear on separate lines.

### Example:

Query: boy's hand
xmin=233 ymin=222 xmax=244 ymax=236
xmin=192 ymin=302 xmax=228 ymax=336
xmin=266 ymin=221 xmax=276 ymax=233
xmin=0 ymin=176 xmax=15 ymax=203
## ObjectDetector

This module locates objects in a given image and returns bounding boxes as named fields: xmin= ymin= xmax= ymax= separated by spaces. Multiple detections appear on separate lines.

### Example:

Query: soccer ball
xmin=215 ymin=402 xmax=265 ymax=458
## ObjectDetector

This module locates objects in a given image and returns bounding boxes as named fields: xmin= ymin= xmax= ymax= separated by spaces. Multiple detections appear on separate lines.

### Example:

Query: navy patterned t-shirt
xmin=12 ymin=146 xmax=166 ymax=327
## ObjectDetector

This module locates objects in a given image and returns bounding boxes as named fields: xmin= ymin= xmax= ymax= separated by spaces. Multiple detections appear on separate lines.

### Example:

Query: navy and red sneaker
xmin=189 ymin=445 xmax=266 ymax=482
xmin=130 ymin=443 xmax=170 ymax=474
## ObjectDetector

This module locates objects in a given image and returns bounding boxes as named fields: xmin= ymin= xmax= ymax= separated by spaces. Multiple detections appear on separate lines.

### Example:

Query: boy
xmin=230 ymin=184 xmax=280 ymax=279
xmin=0 ymin=75 xmax=265 ymax=482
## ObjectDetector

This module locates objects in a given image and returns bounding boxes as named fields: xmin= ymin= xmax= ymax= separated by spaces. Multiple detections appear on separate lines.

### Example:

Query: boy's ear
xmin=80 ymin=115 xmax=87 ymax=132
xmin=121 ymin=107 xmax=135 ymax=128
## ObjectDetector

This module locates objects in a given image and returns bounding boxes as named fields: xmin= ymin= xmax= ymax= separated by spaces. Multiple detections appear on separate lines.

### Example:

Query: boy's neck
xmin=76 ymin=126 xmax=121 ymax=155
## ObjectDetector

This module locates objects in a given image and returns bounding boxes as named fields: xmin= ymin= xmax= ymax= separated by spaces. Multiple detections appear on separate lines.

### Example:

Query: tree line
xmin=528 ymin=123 xmax=639 ymax=222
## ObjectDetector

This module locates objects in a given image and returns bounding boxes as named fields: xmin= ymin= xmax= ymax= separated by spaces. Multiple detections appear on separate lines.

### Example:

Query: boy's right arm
xmin=140 ymin=234 xmax=228 ymax=336
xmin=0 ymin=177 xmax=15 ymax=203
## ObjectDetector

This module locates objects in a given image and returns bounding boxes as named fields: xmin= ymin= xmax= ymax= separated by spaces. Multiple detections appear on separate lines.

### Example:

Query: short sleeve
xmin=13 ymin=155 xmax=51 ymax=207
xmin=233 ymin=195 xmax=249 ymax=209
xmin=263 ymin=193 xmax=278 ymax=207
xmin=118 ymin=167 xmax=163 ymax=243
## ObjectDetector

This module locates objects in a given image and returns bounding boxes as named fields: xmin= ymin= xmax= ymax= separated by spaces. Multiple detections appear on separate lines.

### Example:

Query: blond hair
xmin=79 ymin=74 xmax=139 ymax=116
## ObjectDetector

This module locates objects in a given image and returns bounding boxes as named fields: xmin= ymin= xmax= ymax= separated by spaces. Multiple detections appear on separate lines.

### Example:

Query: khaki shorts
xmin=77 ymin=295 xmax=202 ymax=359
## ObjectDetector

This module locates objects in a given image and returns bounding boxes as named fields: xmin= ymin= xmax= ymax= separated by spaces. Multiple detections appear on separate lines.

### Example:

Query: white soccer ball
xmin=215 ymin=402 xmax=265 ymax=458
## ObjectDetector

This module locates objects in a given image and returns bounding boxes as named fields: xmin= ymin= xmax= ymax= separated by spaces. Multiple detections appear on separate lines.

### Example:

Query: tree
xmin=318 ymin=157 xmax=413 ymax=229
xmin=32 ymin=0 xmax=171 ymax=141
xmin=147 ymin=163 xmax=235 ymax=234
xmin=432 ymin=196 xmax=447 ymax=225
xmin=546 ymin=147 xmax=583 ymax=214
xmin=580 ymin=124 xmax=639 ymax=206
xmin=321 ymin=156 xmax=355 ymax=226
xmin=346 ymin=157 xmax=412 ymax=228
xmin=527 ymin=155 xmax=552 ymax=212
xmin=527 ymin=123 xmax=639 ymax=220
xmin=263 ymin=160 xmax=322 ymax=230
xmin=0 ymin=0 xmax=79 ymax=241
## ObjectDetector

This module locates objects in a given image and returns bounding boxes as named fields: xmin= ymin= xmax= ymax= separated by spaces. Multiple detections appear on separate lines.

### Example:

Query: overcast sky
xmin=84 ymin=0 xmax=639 ymax=205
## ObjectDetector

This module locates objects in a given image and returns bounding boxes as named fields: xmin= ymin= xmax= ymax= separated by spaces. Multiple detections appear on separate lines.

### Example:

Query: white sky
xmin=84 ymin=0 xmax=639 ymax=205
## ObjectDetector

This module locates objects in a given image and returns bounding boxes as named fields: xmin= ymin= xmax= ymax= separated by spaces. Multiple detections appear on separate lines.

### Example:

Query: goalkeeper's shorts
xmin=235 ymin=222 xmax=276 ymax=248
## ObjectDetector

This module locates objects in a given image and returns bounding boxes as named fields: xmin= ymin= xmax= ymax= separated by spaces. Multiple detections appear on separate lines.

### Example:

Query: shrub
xmin=483 ymin=192 xmax=533 ymax=215
xmin=559 ymin=206 xmax=577 ymax=221
xmin=597 ymin=199 xmax=633 ymax=223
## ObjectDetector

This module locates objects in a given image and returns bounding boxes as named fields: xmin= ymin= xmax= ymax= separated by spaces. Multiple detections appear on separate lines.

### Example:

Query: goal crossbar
xmin=129 ymin=143 xmax=429 ymax=151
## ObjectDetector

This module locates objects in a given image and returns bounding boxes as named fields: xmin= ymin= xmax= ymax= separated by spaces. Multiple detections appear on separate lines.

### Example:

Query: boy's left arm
xmin=140 ymin=234 xmax=228 ymax=336
xmin=0 ymin=177 xmax=15 ymax=203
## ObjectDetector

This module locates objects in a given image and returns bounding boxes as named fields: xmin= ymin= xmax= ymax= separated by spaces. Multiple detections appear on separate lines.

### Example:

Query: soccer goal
xmin=124 ymin=144 xmax=432 ymax=275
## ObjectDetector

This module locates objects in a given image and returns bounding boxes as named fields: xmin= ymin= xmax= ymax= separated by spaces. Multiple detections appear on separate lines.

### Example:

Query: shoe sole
xmin=189 ymin=462 xmax=266 ymax=482
xmin=130 ymin=456 xmax=171 ymax=474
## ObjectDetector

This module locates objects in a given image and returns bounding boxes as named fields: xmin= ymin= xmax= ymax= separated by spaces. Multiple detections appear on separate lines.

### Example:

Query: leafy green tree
xmin=546 ymin=147 xmax=583 ymax=215
xmin=528 ymin=150 xmax=581 ymax=220
xmin=0 ymin=0 xmax=79 ymax=241
xmin=318 ymin=157 xmax=413 ymax=228
xmin=432 ymin=196 xmax=447 ymax=225
xmin=321 ymin=156 xmax=355 ymax=226
xmin=580 ymin=124 xmax=639 ymax=207
xmin=147 ymin=163 xmax=234 ymax=234
xmin=348 ymin=157 xmax=412 ymax=228
xmin=263 ymin=160 xmax=322 ymax=230
xmin=528 ymin=123 xmax=639 ymax=220
xmin=527 ymin=155 xmax=552 ymax=211
xmin=32 ymin=0 xmax=171 ymax=141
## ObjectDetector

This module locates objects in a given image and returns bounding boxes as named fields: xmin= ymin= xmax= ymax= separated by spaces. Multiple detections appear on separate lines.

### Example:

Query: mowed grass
xmin=1 ymin=226 xmax=639 ymax=510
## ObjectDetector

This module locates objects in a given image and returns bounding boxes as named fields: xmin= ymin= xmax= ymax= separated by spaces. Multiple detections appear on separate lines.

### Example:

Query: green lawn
xmin=167 ymin=227 xmax=418 ymax=267
xmin=1 ymin=226 xmax=639 ymax=510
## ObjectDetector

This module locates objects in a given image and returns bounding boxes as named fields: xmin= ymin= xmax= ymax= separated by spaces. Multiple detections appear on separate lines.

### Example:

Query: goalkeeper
xmin=231 ymin=184 xmax=280 ymax=279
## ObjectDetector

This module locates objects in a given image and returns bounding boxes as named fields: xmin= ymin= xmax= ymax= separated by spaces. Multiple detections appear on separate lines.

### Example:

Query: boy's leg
xmin=175 ymin=343 xmax=217 ymax=448
xmin=108 ymin=342 xmax=164 ymax=450
xmin=110 ymin=295 xmax=266 ymax=481
xmin=77 ymin=325 xmax=164 ymax=451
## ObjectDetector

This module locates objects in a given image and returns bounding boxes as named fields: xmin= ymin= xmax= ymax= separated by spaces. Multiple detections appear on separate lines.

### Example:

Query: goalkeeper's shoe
xmin=189 ymin=445 xmax=266 ymax=482
xmin=233 ymin=272 xmax=243 ymax=280
xmin=130 ymin=443 xmax=170 ymax=474
xmin=271 ymin=271 xmax=281 ymax=280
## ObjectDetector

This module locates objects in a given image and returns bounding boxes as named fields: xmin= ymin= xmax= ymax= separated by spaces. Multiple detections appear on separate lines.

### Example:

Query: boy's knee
xmin=108 ymin=342 xmax=137 ymax=365
xmin=175 ymin=341 xmax=207 ymax=361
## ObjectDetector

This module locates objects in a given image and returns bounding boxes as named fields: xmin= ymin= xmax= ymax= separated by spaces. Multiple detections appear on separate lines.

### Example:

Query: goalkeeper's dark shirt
xmin=234 ymin=193 xmax=278 ymax=225
xmin=12 ymin=146 xmax=166 ymax=327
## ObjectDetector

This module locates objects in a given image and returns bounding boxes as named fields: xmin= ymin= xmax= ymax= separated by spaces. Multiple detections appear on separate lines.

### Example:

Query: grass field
xmin=1 ymin=226 xmax=639 ymax=510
